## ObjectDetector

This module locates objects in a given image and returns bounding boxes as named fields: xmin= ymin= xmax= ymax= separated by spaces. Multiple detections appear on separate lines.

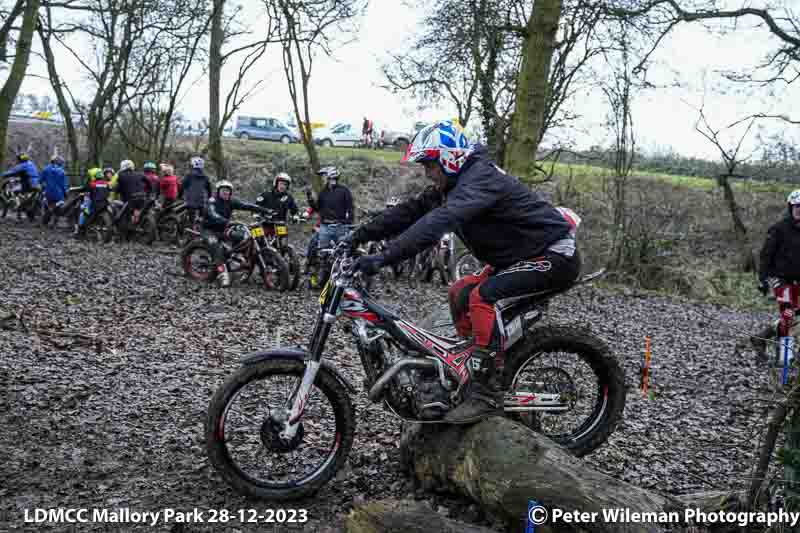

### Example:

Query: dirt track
xmin=0 ymin=219 xmax=779 ymax=532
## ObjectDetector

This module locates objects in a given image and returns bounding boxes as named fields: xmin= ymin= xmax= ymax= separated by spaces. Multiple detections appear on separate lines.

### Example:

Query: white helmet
xmin=120 ymin=159 xmax=135 ymax=172
xmin=273 ymin=172 xmax=292 ymax=188
xmin=788 ymin=190 xmax=800 ymax=206
xmin=386 ymin=196 xmax=400 ymax=207
xmin=191 ymin=156 xmax=204 ymax=170
xmin=216 ymin=180 xmax=233 ymax=194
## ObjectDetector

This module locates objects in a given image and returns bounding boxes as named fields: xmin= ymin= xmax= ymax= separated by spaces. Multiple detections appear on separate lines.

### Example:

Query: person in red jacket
xmin=159 ymin=163 xmax=179 ymax=208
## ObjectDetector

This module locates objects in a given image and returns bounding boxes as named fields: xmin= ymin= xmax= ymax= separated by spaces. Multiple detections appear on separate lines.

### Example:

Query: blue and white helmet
xmin=788 ymin=190 xmax=800 ymax=206
xmin=401 ymin=120 xmax=472 ymax=176
xmin=317 ymin=166 xmax=339 ymax=180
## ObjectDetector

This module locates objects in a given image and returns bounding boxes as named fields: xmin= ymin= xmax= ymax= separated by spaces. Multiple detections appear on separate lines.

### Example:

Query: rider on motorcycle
xmin=203 ymin=179 xmax=272 ymax=287
xmin=40 ymin=156 xmax=68 ymax=220
xmin=256 ymin=172 xmax=300 ymax=222
xmin=159 ymin=163 xmax=179 ymax=209
xmin=2 ymin=152 xmax=40 ymax=213
xmin=142 ymin=161 xmax=160 ymax=199
xmin=304 ymin=166 xmax=354 ymax=272
xmin=113 ymin=159 xmax=148 ymax=236
xmin=181 ymin=156 xmax=212 ymax=223
xmin=75 ymin=167 xmax=111 ymax=236
xmin=348 ymin=120 xmax=581 ymax=423
xmin=752 ymin=190 xmax=800 ymax=358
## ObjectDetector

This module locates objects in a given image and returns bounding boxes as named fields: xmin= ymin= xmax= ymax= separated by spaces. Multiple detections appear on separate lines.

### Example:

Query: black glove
xmin=353 ymin=254 xmax=384 ymax=276
xmin=758 ymin=280 xmax=768 ymax=295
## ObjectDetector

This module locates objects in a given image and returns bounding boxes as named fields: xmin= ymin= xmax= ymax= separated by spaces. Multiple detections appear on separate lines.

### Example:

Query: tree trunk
xmin=716 ymin=174 xmax=753 ymax=271
xmin=784 ymin=403 xmax=800 ymax=512
xmin=38 ymin=20 xmax=79 ymax=174
xmin=400 ymin=418 xmax=683 ymax=532
xmin=504 ymin=0 xmax=562 ymax=179
xmin=208 ymin=0 xmax=225 ymax=177
xmin=346 ymin=499 xmax=500 ymax=533
xmin=86 ymin=111 xmax=103 ymax=166
xmin=0 ymin=0 xmax=41 ymax=168
xmin=748 ymin=401 xmax=787 ymax=508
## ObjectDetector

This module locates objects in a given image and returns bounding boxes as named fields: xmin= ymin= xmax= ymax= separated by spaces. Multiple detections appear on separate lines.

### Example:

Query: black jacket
xmin=181 ymin=169 xmax=212 ymax=209
xmin=307 ymin=184 xmax=353 ymax=224
xmin=256 ymin=189 xmax=299 ymax=221
xmin=759 ymin=216 xmax=800 ymax=282
xmin=203 ymin=195 xmax=264 ymax=232
xmin=355 ymin=145 xmax=571 ymax=269
xmin=114 ymin=169 xmax=147 ymax=203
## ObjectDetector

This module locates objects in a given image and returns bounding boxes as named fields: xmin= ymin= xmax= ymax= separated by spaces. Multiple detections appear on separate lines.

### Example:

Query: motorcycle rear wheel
xmin=504 ymin=325 xmax=626 ymax=457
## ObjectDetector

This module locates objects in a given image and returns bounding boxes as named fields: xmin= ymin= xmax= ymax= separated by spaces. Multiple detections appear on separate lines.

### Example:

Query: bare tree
xmin=505 ymin=0 xmax=614 ymax=177
xmin=115 ymin=0 xmax=211 ymax=162
xmin=0 ymin=0 xmax=41 ymax=168
xmin=47 ymin=0 xmax=175 ymax=166
xmin=0 ymin=0 xmax=25 ymax=64
xmin=37 ymin=3 xmax=79 ymax=171
xmin=208 ymin=0 xmax=275 ymax=176
xmin=693 ymin=103 xmax=760 ymax=270
xmin=603 ymin=1 xmax=800 ymax=87
xmin=381 ymin=0 xmax=492 ymax=129
xmin=385 ymin=0 xmax=606 ymax=170
xmin=267 ymin=0 xmax=366 ymax=190
xmin=600 ymin=20 xmax=637 ymax=272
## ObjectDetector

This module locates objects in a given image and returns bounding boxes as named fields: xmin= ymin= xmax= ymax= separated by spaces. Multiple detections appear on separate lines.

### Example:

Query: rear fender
xmin=242 ymin=347 xmax=357 ymax=394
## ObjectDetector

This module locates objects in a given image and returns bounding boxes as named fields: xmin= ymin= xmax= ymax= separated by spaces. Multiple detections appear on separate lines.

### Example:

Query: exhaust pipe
xmin=368 ymin=358 xmax=436 ymax=402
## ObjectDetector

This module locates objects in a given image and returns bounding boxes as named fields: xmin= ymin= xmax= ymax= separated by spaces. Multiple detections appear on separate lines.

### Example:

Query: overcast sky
xmin=14 ymin=0 xmax=800 ymax=161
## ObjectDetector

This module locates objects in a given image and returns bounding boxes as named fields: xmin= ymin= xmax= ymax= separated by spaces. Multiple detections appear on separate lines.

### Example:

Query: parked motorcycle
xmin=153 ymin=200 xmax=188 ymax=245
xmin=205 ymin=241 xmax=625 ymax=500
xmin=181 ymin=220 xmax=290 ymax=291
xmin=0 ymin=176 xmax=42 ymax=221
xmin=109 ymin=198 xmax=157 ymax=244
xmin=257 ymin=209 xmax=301 ymax=291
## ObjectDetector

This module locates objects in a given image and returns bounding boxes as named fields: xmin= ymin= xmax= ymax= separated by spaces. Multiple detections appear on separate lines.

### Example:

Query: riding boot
xmin=443 ymin=347 xmax=503 ymax=424
xmin=218 ymin=264 xmax=231 ymax=288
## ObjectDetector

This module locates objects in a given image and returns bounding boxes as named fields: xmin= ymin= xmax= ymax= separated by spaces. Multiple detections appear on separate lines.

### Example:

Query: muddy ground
xmin=0 ymin=219 xmax=780 ymax=532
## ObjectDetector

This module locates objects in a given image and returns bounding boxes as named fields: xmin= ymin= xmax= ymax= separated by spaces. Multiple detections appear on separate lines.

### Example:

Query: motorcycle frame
xmin=276 ymin=249 xmax=572 ymax=440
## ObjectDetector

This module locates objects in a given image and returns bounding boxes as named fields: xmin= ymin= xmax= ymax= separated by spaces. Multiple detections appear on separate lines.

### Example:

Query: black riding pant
xmin=448 ymin=250 xmax=581 ymax=357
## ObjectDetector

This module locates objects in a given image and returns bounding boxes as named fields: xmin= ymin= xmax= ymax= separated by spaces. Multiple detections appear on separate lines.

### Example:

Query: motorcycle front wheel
xmin=258 ymin=248 xmax=290 ymax=291
xmin=280 ymin=244 xmax=301 ymax=291
xmin=205 ymin=359 xmax=355 ymax=500
xmin=181 ymin=241 xmax=217 ymax=281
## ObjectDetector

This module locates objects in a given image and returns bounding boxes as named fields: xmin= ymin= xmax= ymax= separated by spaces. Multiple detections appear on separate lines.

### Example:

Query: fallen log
xmin=346 ymin=499 xmax=500 ymax=533
xmin=401 ymin=417 xmax=684 ymax=533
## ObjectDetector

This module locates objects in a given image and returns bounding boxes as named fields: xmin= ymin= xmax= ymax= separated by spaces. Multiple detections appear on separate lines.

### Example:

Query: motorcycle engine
xmin=356 ymin=326 xmax=454 ymax=421
xmin=411 ymin=370 xmax=452 ymax=420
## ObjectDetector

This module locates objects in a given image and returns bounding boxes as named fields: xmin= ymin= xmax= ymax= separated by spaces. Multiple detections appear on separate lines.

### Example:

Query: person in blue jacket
xmin=2 ymin=152 xmax=40 ymax=215
xmin=40 ymin=156 xmax=68 ymax=226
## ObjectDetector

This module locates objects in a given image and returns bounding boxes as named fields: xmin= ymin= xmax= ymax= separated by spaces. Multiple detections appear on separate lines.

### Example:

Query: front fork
xmin=279 ymin=284 xmax=343 ymax=441
xmin=778 ymin=296 xmax=796 ymax=385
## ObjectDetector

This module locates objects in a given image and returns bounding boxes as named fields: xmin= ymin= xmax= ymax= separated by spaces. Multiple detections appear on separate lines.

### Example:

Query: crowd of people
xmin=0 ymin=150 xmax=360 ymax=289
xmin=3 ymin=119 xmax=800 ymax=421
